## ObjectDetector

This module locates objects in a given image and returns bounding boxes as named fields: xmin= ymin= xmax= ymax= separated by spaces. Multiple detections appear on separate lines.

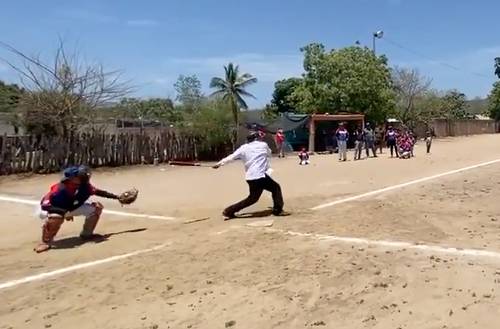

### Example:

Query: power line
xmin=382 ymin=37 xmax=492 ymax=80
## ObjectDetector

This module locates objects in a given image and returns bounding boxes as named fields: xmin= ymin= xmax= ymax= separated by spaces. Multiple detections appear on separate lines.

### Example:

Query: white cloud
xmin=126 ymin=19 xmax=160 ymax=27
xmin=166 ymin=53 xmax=303 ymax=83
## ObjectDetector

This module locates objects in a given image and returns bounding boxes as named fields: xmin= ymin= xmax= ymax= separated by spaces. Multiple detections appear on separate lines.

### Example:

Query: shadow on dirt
xmin=52 ymin=228 xmax=147 ymax=250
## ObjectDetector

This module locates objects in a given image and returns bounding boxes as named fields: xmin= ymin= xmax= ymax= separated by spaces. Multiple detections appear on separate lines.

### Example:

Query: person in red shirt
xmin=35 ymin=165 xmax=123 ymax=253
xmin=275 ymin=128 xmax=286 ymax=158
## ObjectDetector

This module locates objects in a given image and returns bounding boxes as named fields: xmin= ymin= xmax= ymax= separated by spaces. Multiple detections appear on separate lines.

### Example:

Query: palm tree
xmin=210 ymin=63 xmax=257 ymax=146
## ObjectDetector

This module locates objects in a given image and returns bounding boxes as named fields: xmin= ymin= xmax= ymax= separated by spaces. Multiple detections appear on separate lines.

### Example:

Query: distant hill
xmin=467 ymin=98 xmax=489 ymax=115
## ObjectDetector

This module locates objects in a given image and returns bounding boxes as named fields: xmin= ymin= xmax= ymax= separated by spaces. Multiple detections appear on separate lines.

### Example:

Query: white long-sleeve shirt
xmin=217 ymin=140 xmax=272 ymax=181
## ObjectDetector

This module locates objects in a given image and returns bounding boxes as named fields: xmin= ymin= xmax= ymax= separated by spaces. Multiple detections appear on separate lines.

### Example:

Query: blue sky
xmin=0 ymin=0 xmax=498 ymax=108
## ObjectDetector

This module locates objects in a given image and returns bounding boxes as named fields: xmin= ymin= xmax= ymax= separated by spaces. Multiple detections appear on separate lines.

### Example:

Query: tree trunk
xmin=231 ymin=99 xmax=239 ymax=150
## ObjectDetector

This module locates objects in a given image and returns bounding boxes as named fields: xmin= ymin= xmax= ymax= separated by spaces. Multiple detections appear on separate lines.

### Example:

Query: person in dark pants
xmin=363 ymin=123 xmax=378 ymax=158
xmin=213 ymin=131 xmax=287 ymax=219
xmin=386 ymin=126 xmax=399 ymax=158
xmin=375 ymin=125 xmax=385 ymax=154
xmin=353 ymin=126 xmax=364 ymax=160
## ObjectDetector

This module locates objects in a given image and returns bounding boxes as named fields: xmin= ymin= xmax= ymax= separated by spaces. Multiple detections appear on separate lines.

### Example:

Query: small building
xmin=308 ymin=113 xmax=365 ymax=152
xmin=242 ymin=111 xmax=365 ymax=153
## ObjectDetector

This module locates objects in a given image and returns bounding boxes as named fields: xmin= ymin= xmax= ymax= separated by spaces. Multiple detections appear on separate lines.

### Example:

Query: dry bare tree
xmin=0 ymin=39 xmax=132 ymax=137
xmin=392 ymin=67 xmax=432 ymax=124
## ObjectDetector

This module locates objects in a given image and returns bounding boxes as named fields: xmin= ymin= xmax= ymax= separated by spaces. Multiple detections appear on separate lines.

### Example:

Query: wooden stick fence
xmin=0 ymin=131 xmax=200 ymax=175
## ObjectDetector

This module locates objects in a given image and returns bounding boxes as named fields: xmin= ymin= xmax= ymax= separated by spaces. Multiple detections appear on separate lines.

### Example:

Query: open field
xmin=2 ymin=134 xmax=500 ymax=329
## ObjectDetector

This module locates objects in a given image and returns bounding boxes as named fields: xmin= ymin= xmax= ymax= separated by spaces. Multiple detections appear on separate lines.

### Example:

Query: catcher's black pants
xmin=224 ymin=175 xmax=284 ymax=216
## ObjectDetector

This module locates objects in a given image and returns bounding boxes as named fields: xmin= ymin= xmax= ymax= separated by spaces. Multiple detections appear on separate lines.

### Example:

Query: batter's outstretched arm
xmin=213 ymin=147 xmax=243 ymax=169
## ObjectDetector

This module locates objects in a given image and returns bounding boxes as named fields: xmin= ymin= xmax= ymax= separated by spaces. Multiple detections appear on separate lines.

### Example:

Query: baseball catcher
xmin=34 ymin=165 xmax=138 ymax=253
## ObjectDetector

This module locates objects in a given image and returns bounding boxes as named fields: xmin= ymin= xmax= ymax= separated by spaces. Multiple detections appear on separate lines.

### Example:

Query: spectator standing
xmin=335 ymin=123 xmax=349 ymax=162
xmin=425 ymin=128 xmax=434 ymax=154
xmin=375 ymin=125 xmax=385 ymax=154
xmin=386 ymin=126 xmax=399 ymax=158
xmin=363 ymin=123 xmax=377 ymax=158
xmin=275 ymin=128 xmax=286 ymax=158
xmin=353 ymin=126 xmax=364 ymax=160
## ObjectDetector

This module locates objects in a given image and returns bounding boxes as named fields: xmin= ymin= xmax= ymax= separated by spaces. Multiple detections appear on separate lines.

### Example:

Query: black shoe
xmin=272 ymin=210 xmax=290 ymax=217
xmin=222 ymin=210 xmax=236 ymax=220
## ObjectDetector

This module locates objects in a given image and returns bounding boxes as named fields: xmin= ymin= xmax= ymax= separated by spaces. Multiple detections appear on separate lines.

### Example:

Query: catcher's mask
xmin=77 ymin=165 xmax=91 ymax=184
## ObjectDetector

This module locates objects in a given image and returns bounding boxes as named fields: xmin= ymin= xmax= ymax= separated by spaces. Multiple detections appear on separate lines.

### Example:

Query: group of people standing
xmin=334 ymin=123 xmax=433 ymax=161
xmin=335 ymin=122 xmax=393 ymax=161
xmin=274 ymin=123 xmax=434 ymax=164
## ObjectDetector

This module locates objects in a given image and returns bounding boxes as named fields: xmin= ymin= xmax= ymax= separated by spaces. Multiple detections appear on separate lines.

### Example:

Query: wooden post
xmin=308 ymin=117 xmax=315 ymax=152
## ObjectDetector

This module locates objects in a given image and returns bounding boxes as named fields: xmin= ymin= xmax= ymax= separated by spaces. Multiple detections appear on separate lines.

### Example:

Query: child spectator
xmin=298 ymin=148 xmax=310 ymax=165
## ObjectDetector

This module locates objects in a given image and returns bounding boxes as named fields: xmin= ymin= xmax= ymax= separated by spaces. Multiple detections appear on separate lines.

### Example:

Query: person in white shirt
xmin=212 ymin=130 xmax=285 ymax=219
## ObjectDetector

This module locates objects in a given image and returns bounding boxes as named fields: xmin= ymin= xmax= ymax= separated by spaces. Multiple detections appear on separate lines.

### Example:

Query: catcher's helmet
xmin=61 ymin=165 xmax=91 ymax=183
xmin=77 ymin=165 xmax=91 ymax=183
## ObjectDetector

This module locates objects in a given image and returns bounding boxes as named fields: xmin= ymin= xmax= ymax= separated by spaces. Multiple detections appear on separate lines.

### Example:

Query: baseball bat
xmin=168 ymin=161 xmax=213 ymax=167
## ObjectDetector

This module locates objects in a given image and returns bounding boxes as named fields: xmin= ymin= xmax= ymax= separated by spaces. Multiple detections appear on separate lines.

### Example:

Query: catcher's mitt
xmin=118 ymin=188 xmax=139 ymax=205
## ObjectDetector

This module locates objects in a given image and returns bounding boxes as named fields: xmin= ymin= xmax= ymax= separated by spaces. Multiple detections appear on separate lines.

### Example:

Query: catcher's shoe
xmin=34 ymin=242 xmax=51 ymax=253
xmin=34 ymin=215 xmax=64 ymax=253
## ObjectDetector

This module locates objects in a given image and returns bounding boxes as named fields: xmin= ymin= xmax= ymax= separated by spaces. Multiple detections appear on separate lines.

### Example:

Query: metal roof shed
xmin=308 ymin=113 xmax=365 ymax=152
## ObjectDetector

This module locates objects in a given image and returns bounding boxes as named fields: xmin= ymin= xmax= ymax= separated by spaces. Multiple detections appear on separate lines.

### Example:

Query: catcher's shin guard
xmin=80 ymin=202 xmax=103 ymax=238
xmin=35 ymin=215 xmax=64 ymax=252
xmin=42 ymin=215 xmax=64 ymax=243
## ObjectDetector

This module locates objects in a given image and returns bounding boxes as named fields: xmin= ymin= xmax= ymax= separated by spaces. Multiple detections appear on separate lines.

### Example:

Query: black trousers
xmin=224 ymin=175 xmax=284 ymax=215
xmin=388 ymin=140 xmax=399 ymax=157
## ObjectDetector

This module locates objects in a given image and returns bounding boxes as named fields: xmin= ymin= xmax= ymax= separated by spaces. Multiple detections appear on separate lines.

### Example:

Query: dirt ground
xmin=2 ymin=134 xmax=500 ymax=329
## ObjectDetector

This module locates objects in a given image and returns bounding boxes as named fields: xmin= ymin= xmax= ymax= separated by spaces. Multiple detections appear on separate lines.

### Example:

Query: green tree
xmin=270 ymin=77 xmax=302 ymax=113
xmin=291 ymin=43 xmax=395 ymax=123
xmin=441 ymin=90 xmax=467 ymax=119
xmin=488 ymin=81 xmax=500 ymax=120
xmin=412 ymin=90 xmax=446 ymax=124
xmin=182 ymin=99 xmax=233 ymax=157
xmin=118 ymin=97 xmax=179 ymax=124
xmin=174 ymin=74 xmax=203 ymax=110
xmin=209 ymin=63 xmax=257 ymax=146
xmin=0 ymin=81 xmax=23 ymax=112
xmin=0 ymin=81 xmax=24 ymax=133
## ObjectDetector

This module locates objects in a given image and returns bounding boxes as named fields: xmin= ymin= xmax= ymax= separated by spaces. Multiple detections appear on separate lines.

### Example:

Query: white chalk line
xmin=311 ymin=158 xmax=500 ymax=210
xmin=2 ymin=158 xmax=499 ymax=290
xmin=0 ymin=195 xmax=176 ymax=221
xmin=0 ymin=243 xmax=169 ymax=291
xmin=265 ymin=228 xmax=500 ymax=261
